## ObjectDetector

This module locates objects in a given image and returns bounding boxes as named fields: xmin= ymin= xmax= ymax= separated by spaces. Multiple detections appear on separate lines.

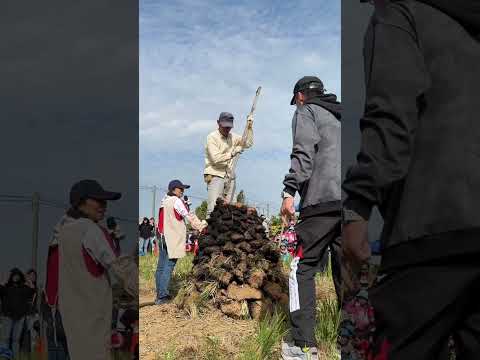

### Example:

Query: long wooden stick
xmin=223 ymin=87 xmax=262 ymax=199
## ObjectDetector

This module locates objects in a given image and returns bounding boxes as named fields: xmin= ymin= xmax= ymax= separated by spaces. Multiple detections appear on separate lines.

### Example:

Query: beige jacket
xmin=163 ymin=195 xmax=188 ymax=259
xmin=58 ymin=218 xmax=115 ymax=360
xmin=204 ymin=128 xmax=253 ymax=178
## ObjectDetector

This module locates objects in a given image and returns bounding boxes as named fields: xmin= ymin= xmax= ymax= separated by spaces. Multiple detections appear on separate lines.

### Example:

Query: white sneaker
xmin=281 ymin=341 xmax=318 ymax=360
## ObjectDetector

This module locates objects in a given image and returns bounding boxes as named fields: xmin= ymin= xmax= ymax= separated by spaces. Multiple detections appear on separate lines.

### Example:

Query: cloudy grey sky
xmin=0 ymin=1 xmax=138 ymax=283
xmin=139 ymin=0 xmax=341 ymax=218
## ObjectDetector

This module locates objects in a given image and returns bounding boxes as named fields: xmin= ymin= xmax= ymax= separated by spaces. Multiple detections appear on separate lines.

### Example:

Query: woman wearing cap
xmin=44 ymin=179 xmax=138 ymax=360
xmin=155 ymin=180 xmax=206 ymax=305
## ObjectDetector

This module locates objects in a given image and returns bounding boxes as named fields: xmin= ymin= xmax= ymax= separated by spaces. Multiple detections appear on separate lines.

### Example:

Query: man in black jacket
xmin=342 ymin=1 xmax=480 ymax=358
xmin=280 ymin=76 xmax=341 ymax=360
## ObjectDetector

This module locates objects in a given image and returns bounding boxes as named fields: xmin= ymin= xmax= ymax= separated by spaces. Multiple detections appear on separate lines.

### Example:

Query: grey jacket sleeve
xmin=342 ymin=5 xmax=430 ymax=220
xmin=283 ymin=105 xmax=320 ymax=196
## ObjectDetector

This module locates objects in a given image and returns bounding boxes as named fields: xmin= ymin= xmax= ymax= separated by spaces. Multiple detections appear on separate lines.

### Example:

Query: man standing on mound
xmin=204 ymin=111 xmax=254 ymax=217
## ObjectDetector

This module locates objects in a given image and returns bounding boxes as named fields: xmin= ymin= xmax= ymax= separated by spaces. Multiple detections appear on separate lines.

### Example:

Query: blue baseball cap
xmin=218 ymin=112 xmax=234 ymax=128
xmin=168 ymin=179 xmax=190 ymax=191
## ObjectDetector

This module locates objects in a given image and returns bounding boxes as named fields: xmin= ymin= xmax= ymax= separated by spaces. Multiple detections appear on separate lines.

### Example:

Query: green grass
xmin=15 ymin=351 xmax=132 ymax=360
xmin=160 ymin=346 xmax=178 ymax=360
xmin=238 ymin=309 xmax=288 ymax=360
xmin=202 ymin=336 xmax=223 ymax=360
xmin=143 ymin=253 xmax=340 ymax=360
xmin=315 ymin=298 xmax=341 ymax=358
xmin=139 ymin=253 xmax=195 ymax=293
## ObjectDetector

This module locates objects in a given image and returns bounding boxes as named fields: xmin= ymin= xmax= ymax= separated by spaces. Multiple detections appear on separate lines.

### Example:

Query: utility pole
xmin=32 ymin=192 xmax=40 ymax=271
xmin=152 ymin=185 xmax=157 ymax=219
xmin=267 ymin=203 xmax=270 ymax=218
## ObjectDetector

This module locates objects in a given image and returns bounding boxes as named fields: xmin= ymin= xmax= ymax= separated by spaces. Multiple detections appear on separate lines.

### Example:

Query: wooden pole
xmin=152 ymin=185 xmax=157 ymax=219
xmin=32 ymin=192 xmax=40 ymax=271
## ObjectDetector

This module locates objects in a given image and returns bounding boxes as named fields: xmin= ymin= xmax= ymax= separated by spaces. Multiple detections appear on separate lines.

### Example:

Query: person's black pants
xmin=289 ymin=215 xmax=342 ymax=348
xmin=370 ymin=254 xmax=480 ymax=360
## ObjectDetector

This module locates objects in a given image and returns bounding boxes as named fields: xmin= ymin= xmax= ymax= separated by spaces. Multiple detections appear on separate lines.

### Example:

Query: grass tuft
xmin=239 ymin=309 xmax=288 ymax=360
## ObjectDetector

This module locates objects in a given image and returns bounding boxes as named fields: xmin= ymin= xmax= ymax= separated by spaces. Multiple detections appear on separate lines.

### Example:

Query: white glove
xmin=246 ymin=114 xmax=254 ymax=128
xmin=231 ymin=146 xmax=243 ymax=157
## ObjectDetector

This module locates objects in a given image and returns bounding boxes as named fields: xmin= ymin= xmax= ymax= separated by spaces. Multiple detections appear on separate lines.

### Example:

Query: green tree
xmin=195 ymin=200 xmax=208 ymax=221
xmin=269 ymin=215 xmax=283 ymax=237
xmin=236 ymin=190 xmax=246 ymax=204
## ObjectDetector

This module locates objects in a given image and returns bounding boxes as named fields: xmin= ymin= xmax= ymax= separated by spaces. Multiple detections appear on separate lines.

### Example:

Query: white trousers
xmin=207 ymin=176 xmax=236 ymax=216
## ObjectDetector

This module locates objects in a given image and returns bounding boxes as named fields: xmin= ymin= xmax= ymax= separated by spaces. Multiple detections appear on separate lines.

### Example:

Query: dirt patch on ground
xmin=139 ymin=294 xmax=256 ymax=359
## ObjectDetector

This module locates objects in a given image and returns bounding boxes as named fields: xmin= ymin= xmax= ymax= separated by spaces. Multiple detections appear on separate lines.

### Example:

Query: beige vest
xmin=58 ymin=218 xmax=112 ymax=360
xmin=163 ymin=196 xmax=187 ymax=259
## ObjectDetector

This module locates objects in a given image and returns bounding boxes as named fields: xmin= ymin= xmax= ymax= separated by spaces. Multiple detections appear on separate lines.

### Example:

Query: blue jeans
xmin=146 ymin=237 xmax=154 ymax=254
xmin=0 ymin=316 xmax=25 ymax=357
xmin=139 ymin=237 xmax=146 ymax=256
xmin=155 ymin=240 xmax=177 ymax=299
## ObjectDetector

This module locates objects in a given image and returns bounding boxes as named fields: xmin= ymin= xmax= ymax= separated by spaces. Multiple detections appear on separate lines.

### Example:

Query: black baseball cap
xmin=290 ymin=76 xmax=324 ymax=105
xmin=69 ymin=179 xmax=121 ymax=206
xmin=168 ymin=179 xmax=190 ymax=191
xmin=218 ymin=112 xmax=234 ymax=128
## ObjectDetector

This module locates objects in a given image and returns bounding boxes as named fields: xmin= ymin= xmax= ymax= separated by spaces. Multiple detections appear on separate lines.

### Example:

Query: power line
xmin=140 ymin=184 xmax=280 ymax=216
xmin=0 ymin=194 xmax=31 ymax=199
xmin=0 ymin=198 xmax=31 ymax=204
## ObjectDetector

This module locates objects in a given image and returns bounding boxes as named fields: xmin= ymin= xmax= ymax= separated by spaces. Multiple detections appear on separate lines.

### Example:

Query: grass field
xmin=139 ymin=253 xmax=340 ymax=360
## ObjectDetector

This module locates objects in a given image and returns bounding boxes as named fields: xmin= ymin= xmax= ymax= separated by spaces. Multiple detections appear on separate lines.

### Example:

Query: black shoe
xmin=154 ymin=296 xmax=171 ymax=305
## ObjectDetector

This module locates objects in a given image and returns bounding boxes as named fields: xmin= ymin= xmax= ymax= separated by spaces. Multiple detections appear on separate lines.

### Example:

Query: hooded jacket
xmin=342 ymin=0 xmax=480 ymax=263
xmin=138 ymin=218 xmax=153 ymax=239
xmin=0 ymin=269 xmax=35 ymax=320
xmin=283 ymin=98 xmax=341 ymax=216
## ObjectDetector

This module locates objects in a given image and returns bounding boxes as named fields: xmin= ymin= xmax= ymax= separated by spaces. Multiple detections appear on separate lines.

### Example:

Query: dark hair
xmin=26 ymin=269 xmax=37 ymax=276
xmin=7 ymin=268 xmax=26 ymax=286
xmin=167 ymin=191 xmax=176 ymax=196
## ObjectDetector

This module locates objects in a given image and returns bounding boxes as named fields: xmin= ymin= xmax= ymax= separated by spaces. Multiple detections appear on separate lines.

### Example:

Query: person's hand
xmin=342 ymin=220 xmax=371 ymax=266
xmin=231 ymin=146 xmax=243 ymax=157
xmin=280 ymin=197 xmax=295 ymax=226
xmin=246 ymin=114 xmax=254 ymax=129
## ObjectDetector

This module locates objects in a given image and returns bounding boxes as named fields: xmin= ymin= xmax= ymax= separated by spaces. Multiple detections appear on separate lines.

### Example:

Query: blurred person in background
xmin=24 ymin=269 xmax=40 ymax=354
xmin=148 ymin=217 xmax=156 ymax=255
xmin=0 ymin=268 xmax=35 ymax=358
xmin=138 ymin=217 xmax=152 ymax=256
xmin=107 ymin=217 xmax=125 ymax=253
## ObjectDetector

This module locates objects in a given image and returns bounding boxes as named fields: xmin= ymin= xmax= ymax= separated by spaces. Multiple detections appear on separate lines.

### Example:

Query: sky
xmin=139 ymin=0 xmax=341 ymax=218
xmin=0 ymin=1 xmax=138 ymax=282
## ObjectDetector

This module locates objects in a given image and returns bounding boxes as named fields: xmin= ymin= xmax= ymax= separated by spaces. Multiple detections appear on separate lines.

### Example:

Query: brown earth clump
xmin=180 ymin=199 xmax=288 ymax=318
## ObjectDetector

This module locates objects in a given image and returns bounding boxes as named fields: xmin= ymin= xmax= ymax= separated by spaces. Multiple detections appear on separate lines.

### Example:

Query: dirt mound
xmin=179 ymin=200 xmax=288 ymax=319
